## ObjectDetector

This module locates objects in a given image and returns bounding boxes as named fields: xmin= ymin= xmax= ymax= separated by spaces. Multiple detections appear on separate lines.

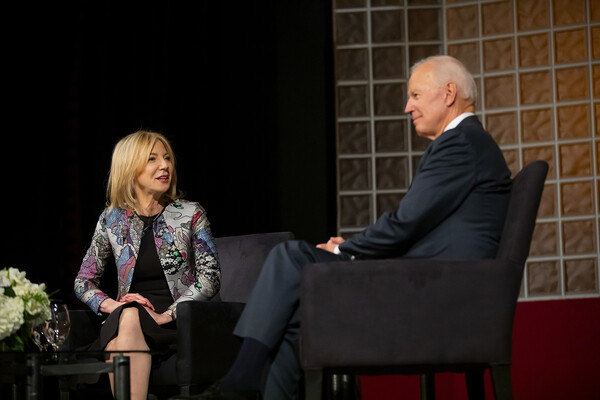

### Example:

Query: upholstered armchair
xmin=64 ymin=231 xmax=294 ymax=399
xmin=300 ymin=161 xmax=548 ymax=400
xmin=175 ymin=232 xmax=294 ymax=395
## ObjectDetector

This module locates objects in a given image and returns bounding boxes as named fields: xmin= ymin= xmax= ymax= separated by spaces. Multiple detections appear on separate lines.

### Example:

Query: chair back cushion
xmin=496 ymin=160 xmax=548 ymax=265
xmin=214 ymin=232 xmax=294 ymax=303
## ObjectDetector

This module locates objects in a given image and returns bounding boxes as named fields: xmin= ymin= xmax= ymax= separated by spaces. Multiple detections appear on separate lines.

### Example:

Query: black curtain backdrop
xmin=3 ymin=1 xmax=335 ymax=307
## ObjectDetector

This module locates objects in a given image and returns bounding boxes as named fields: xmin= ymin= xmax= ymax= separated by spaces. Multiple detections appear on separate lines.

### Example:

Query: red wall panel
xmin=361 ymin=298 xmax=600 ymax=399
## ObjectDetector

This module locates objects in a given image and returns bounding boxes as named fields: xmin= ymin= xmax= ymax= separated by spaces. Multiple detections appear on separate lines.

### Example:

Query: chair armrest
xmin=299 ymin=258 xmax=523 ymax=371
xmin=176 ymin=301 xmax=245 ymax=386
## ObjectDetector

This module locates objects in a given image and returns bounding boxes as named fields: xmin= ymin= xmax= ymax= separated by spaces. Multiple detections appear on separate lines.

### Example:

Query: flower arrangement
xmin=0 ymin=267 xmax=51 ymax=351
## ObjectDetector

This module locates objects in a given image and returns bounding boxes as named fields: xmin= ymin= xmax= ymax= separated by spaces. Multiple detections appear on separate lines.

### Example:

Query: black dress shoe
xmin=192 ymin=381 xmax=262 ymax=400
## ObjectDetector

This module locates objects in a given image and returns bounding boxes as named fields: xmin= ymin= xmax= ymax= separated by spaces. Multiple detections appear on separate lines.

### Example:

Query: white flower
xmin=0 ymin=267 xmax=51 ymax=349
xmin=0 ymin=271 xmax=10 ymax=288
xmin=6 ymin=267 xmax=27 ymax=286
xmin=13 ymin=281 xmax=32 ymax=297
xmin=0 ymin=295 xmax=25 ymax=341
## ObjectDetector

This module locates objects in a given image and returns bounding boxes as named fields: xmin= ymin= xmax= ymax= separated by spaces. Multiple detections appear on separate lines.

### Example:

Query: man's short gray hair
xmin=410 ymin=55 xmax=478 ymax=106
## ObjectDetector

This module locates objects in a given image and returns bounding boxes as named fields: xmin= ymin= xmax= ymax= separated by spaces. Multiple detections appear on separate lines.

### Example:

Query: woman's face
xmin=134 ymin=140 xmax=173 ymax=199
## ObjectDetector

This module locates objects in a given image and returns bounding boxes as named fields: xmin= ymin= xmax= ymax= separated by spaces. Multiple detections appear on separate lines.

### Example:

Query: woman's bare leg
xmin=105 ymin=307 xmax=151 ymax=400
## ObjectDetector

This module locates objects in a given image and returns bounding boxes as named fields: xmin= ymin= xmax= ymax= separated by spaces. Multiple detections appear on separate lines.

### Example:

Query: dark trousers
xmin=234 ymin=240 xmax=350 ymax=399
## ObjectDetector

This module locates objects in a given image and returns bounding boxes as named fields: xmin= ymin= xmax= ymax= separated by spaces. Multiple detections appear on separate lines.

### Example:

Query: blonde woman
xmin=74 ymin=130 xmax=220 ymax=399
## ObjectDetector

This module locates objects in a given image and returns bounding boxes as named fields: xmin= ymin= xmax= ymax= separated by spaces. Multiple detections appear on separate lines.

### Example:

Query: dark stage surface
xmin=2 ymin=1 xmax=335 ymax=307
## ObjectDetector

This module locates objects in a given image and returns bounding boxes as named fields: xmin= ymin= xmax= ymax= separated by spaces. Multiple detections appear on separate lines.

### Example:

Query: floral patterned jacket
xmin=74 ymin=199 xmax=220 ymax=317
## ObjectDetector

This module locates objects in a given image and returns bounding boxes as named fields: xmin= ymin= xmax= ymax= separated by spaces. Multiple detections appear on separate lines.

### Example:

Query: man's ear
xmin=444 ymin=81 xmax=457 ymax=106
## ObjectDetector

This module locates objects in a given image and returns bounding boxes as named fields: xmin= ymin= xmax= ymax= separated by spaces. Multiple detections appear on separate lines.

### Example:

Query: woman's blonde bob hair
xmin=107 ymin=130 xmax=181 ymax=210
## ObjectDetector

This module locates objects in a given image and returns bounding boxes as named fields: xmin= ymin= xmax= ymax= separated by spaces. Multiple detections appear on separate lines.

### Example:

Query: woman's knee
xmin=120 ymin=305 xmax=140 ymax=319
xmin=116 ymin=306 xmax=140 ymax=329
xmin=111 ymin=307 xmax=148 ymax=347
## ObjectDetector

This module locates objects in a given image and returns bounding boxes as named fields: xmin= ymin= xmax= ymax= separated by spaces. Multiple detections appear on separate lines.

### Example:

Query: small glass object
xmin=31 ymin=321 xmax=50 ymax=351
xmin=45 ymin=302 xmax=71 ymax=351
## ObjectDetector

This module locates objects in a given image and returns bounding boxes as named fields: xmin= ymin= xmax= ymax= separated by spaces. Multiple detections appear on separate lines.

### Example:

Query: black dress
xmin=90 ymin=214 xmax=177 ymax=352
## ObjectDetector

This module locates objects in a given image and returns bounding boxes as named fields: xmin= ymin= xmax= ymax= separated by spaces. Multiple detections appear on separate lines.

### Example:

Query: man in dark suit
xmin=200 ymin=55 xmax=512 ymax=400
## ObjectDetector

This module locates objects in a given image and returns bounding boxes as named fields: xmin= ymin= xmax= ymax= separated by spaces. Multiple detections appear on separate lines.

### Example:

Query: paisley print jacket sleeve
xmin=163 ymin=200 xmax=220 ymax=316
xmin=74 ymin=199 xmax=220 ymax=316
xmin=73 ymin=208 xmax=114 ymax=314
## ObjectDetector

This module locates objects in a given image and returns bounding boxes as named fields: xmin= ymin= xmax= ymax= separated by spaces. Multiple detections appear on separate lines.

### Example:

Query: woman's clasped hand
xmin=119 ymin=293 xmax=155 ymax=311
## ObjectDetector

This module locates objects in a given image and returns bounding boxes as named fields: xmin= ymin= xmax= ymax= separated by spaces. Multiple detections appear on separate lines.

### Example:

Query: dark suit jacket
xmin=340 ymin=116 xmax=512 ymax=260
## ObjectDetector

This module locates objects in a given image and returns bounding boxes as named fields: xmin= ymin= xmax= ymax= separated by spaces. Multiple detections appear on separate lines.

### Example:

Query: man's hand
xmin=316 ymin=236 xmax=345 ymax=254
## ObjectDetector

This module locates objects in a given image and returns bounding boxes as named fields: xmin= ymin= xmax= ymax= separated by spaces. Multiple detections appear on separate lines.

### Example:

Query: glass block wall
xmin=333 ymin=0 xmax=600 ymax=300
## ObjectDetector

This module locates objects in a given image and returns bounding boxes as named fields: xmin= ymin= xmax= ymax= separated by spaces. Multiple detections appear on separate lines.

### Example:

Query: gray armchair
xmin=299 ymin=161 xmax=548 ymax=400
xmin=64 ymin=231 xmax=294 ymax=399
xmin=175 ymin=231 xmax=295 ymax=395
